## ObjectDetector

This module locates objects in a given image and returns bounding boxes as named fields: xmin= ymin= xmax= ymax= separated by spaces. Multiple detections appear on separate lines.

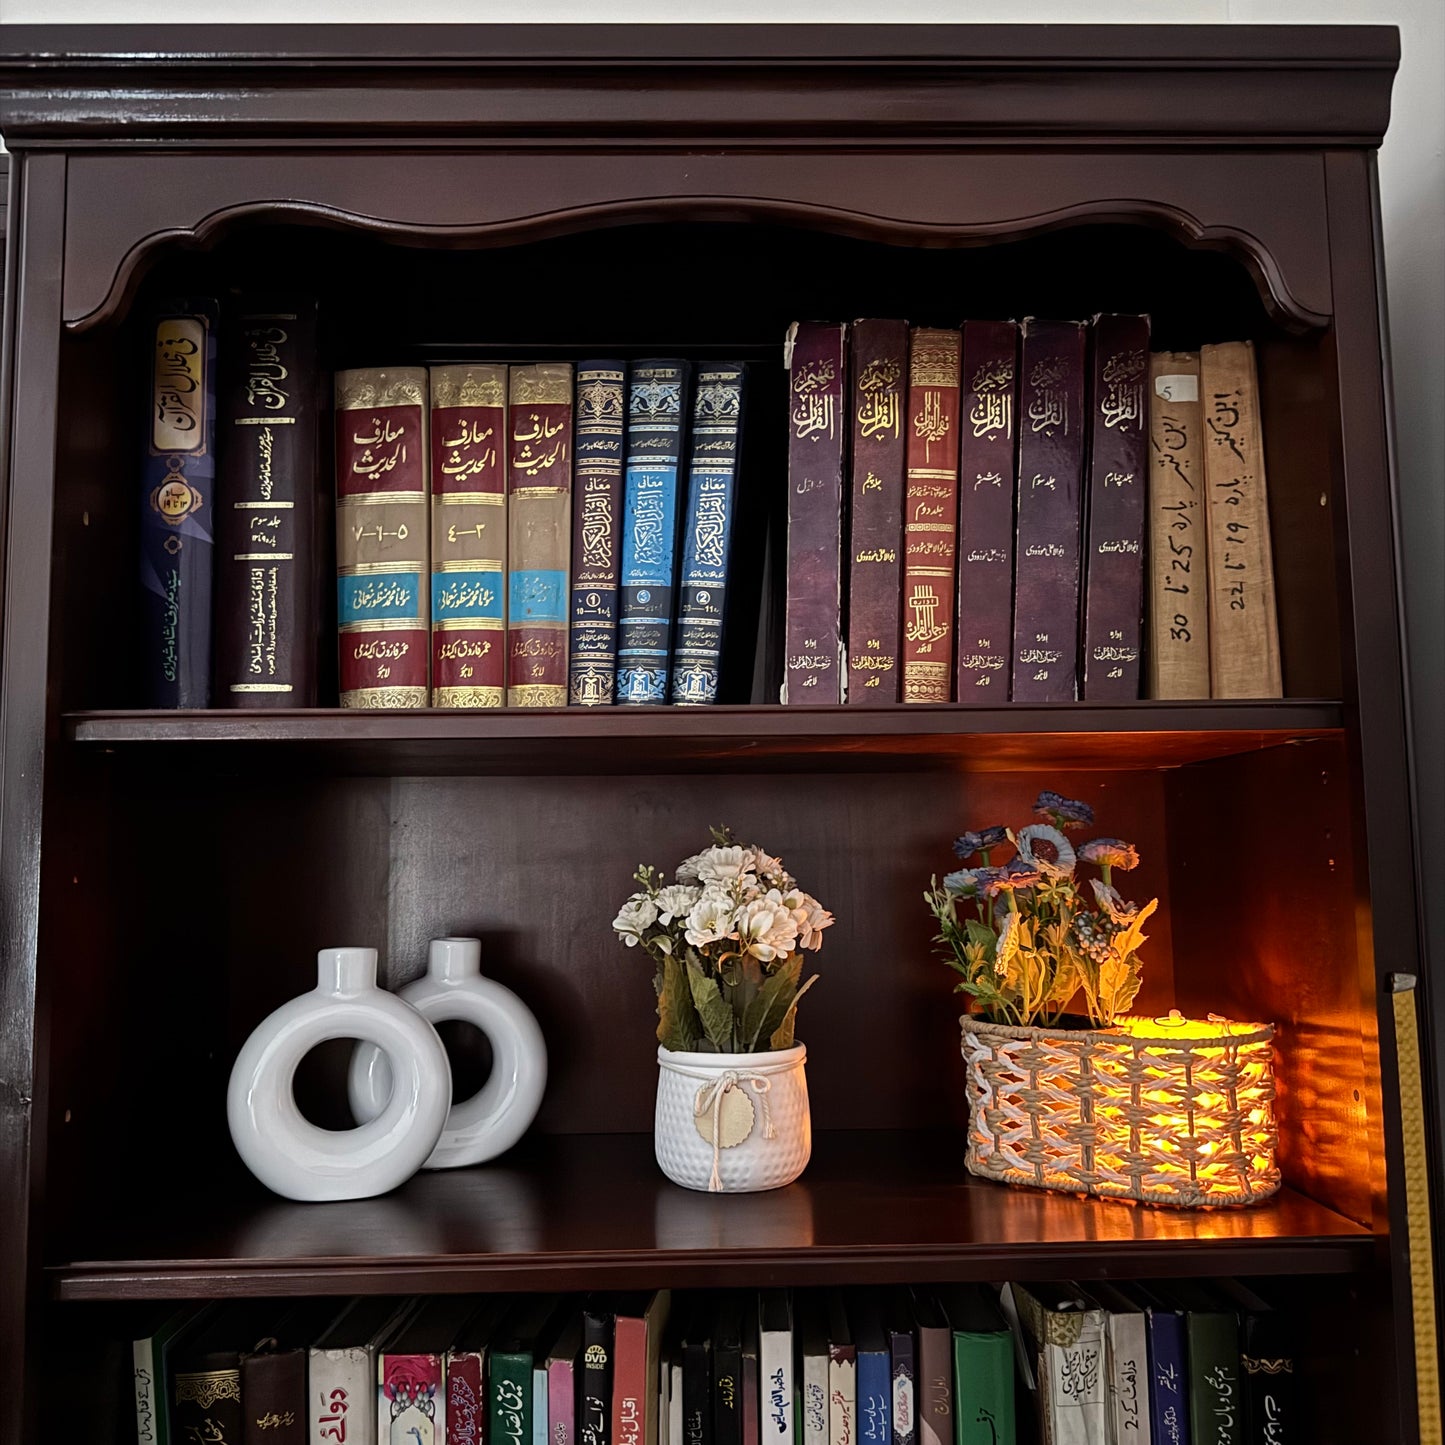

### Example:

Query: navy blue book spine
xmin=142 ymin=299 xmax=219 ymax=707
xmin=617 ymin=360 xmax=691 ymax=704
xmin=569 ymin=360 xmax=627 ymax=705
xmin=858 ymin=1344 xmax=892 ymax=1445
xmin=671 ymin=363 xmax=746 ymax=705
xmin=1147 ymin=1309 xmax=1191 ymax=1445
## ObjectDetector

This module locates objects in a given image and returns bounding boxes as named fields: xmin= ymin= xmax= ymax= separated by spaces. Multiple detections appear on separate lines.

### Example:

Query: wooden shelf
xmin=63 ymin=701 xmax=1344 ymax=775
xmin=47 ymin=1131 xmax=1372 ymax=1301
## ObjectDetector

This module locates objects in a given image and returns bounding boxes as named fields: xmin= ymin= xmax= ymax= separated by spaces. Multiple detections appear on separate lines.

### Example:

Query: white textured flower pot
xmin=655 ymin=1044 xmax=810 ymax=1193
xmin=348 ymin=937 xmax=548 ymax=1169
xmin=226 ymin=947 xmax=452 ymax=1202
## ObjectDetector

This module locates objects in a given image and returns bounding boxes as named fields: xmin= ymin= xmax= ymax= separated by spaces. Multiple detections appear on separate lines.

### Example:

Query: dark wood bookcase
xmin=0 ymin=23 xmax=1436 ymax=1442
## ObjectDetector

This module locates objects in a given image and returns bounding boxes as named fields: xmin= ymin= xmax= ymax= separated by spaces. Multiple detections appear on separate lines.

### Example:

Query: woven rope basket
xmin=960 ymin=1014 xmax=1281 ymax=1208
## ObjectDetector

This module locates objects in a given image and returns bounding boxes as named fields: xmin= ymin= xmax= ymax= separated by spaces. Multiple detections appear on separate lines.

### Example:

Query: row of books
xmin=783 ymin=318 xmax=1281 ymax=704
xmin=130 ymin=1281 xmax=1296 ymax=1445
xmin=143 ymin=300 xmax=747 ymax=711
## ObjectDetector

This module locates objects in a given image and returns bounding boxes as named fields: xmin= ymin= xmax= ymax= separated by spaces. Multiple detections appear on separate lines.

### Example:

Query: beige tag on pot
xmin=694 ymin=1083 xmax=755 ymax=1148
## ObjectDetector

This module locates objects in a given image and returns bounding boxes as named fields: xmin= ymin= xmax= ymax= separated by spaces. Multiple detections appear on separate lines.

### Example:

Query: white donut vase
xmin=227 ymin=946 xmax=453 ymax=1202
xmin=348 ymin=937 xmax=548 ymax=1169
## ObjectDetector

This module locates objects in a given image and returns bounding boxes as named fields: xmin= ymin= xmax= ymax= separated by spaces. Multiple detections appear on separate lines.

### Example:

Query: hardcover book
xmin=430 ymin=363 xmax=508 ymax=707
xmin=580 ymin=1300 xmax=617 ymax=1445
xmin=491 ymin=1297 xmax=566 ymax=1445
xmin=445 ymin=1297 xmax=512 ymax=1445
xmin=783 ymin=322 xmax=848 ymax=704
xmin=1012 ymin=1282 xmax=1109 ymax=1445
xmin=242 ymin=1301 xmax=340 ymax=1445
xmin=846 ymin=319 xmax=909 ymax=703
xmin=1139 ymin=1292 xmax=1191 ymax=1445
xmin=1081 ymin=314 xmax=1151 ymax=699
xmin=311 ymin=1297 xmax=414 ymax=1445
xmin=682 ymin=1297 xmax=716 ymax=1445
xmin=901 ymin=327 xmax=963 ymax=703
xmin=798 ymin=1294 xmax=831 ymax=1445
xmin=908 ymin=1290 xmax=952 ymax=1445
xmin=1173 ymin=1287 xmax=1241 ymax=1445
xmin=825 ymin=1293 xmax=857 ymax=1445
xmin=173 ymin=1303 xmax=277 ymax=1445
xmin=143 ymin=299 xmax=218 ymax=708
xmin=215 ymin=300 xmax=319 ymax=707
xmin=886 ymin=1295 xmax=917 ymax=1445
xmin=617 ymin=360 xmax=691 ymax=704
xmin=847 ymin=1292 xmax=892 ymax=1445
xmin=1222 ymin=1283 xmax=1295 ymax=1445
xmin=1011 ymin=319 xmax=1088 ymax=702
xmin=1085 ymin=1282 xmax=1153 ymax=1445
xmin=569 ymin=360 xmax=627 ymax=705
xmin=760 ymin=1290 xmax=796 ymax=1445
xmin=1145 ymin=352 xmax=1210 ymax=698
xmin=507 ymin=361 xmax=573 ymax=706
xmin=615 ymin=1293 xmax=672 ymax=1445
xmin=672 ymin=363 xmax=747 ymax=705
xmin=713 ymin=1293 xmax=747 ymax=1445
xmin=335 ymin=366 xmax=431 ymax=707
xmin=939 ymin=1287 xmax=1014 ymax=1445
xmin=377 ymin=1295 xmax=477 ymax=1445
xmin=1199 ymin=340 xmax=1282 ymax=698
xmin=547 ymin=1314 xmax=584 ymax=1445
xmin=134 ymin=1305 xmax=213 ymax=1445
xmin=955 ymin=320 xmax=1018 ymax=698
xmin=741 ymin=1297 xmax=762 ymax=1445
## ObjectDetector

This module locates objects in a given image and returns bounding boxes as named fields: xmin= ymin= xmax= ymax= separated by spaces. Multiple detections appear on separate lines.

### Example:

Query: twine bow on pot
xmin=693 ymin=1069 xmax=775 ymax=1192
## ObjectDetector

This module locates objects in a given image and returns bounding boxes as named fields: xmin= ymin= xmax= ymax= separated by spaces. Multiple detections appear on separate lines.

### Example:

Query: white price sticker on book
xmin=1154 ymin=372 xmax=1199 ymax=402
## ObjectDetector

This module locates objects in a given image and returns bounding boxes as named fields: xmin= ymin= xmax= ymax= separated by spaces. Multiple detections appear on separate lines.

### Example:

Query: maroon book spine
xmin=901 ymin=327 xmax=962 ymax=703
xmin=447 ymin=1350 xmax=486 ymax=1445
xmin=1010 ymin=320 xmax=1087 ymax=702
xmin=845 ymin=319 xmax=908 ymax=704
xmin=1082 ymin=314 xmax=1151 ymax=699
xmin=955 ymin=321 xmax=1018 ymax=700
xmin=242 ymin=1349 xmax=306 ymax=1445
xmin=784 ymin=322 xmax=848 ymax=703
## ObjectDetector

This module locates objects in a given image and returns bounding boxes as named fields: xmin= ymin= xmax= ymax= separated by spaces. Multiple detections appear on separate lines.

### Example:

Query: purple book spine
xmin=784 ymin=322 xmax=848 ymax=704
xmin=846 ymin=319 xmax=908 ymax=704
xmin=955 ymin=321 xmax=1018 ymax=700
xmin=1010 ymin=319 xmax=1087 ymax=702
xmin=1082 ymin=314 xmax=1151 ymax=699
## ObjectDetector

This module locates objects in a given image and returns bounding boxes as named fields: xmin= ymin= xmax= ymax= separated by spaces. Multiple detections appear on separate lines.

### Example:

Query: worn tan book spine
xmin=335 ymin=366 xmax=430 ymax=708
xmin=1200 ymin=341 xmax=1282 ymax=698
xmin=1146 ymin=352 xmax=1210 ymax=698
xmin=507 ymin=362 xmax=573 ymax=707
xmin=430 ymin=364 xmax=507 ymax=708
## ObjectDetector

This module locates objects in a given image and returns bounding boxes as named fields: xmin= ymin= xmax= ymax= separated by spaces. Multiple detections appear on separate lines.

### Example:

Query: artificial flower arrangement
xmin=925 ymin=789 xmax=1158 ymax=1029
xmin=613 ymin=827 xmax=834 ymax=1054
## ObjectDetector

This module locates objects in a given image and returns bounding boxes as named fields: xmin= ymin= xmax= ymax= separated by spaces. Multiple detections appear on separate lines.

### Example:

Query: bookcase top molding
xmin=0 ymin=23 xmax=1398 ymax=149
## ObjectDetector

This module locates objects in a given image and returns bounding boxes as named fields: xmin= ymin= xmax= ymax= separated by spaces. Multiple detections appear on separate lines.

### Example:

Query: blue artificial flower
xmin=1014 ymin=823 xmax=1077 ymax=879
xmin=953 ymin=825 xmax=1010 ymax=860
xmin=1034 ymin=790 xmax=1095 ymax=829
xmin=1089 ymin=878 xmax=1141 ymax=924
xmin=943 ymin=868 xmax=980 ymax=897
xmin=1078 ymin=838 xmax=1140 ymax=871
xmin=988 ymin=857 xmax=1041 ymax=894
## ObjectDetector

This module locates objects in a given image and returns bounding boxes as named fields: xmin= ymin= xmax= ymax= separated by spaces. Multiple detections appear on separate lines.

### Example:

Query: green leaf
xmin=657 ymin=951 xmax=702 ymax=1052
xmin=769 ymin=974 xmax=819 ymax=1050
xmin=687 ymin=961 xmax=737 ymax=1052
xmin=964 ymin=917 xmax=998 ymax=954
xmin=742 ymin=955 xmax=803 ymax=1051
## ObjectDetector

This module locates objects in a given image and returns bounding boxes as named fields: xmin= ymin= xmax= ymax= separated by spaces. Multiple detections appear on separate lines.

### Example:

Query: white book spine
xmin=803 ymin=1349 xmax=829 ymax=1445
xmin=828 ymin=1354 xmax=856 ymax=1445
xmin=761 ymin=1329 xmax=795 ymax=1445
xmin=536 ymin=1364 xmax=550 ymax=1445
xmin=1107 ymin=1314 xmax=1152 ymax=1445
xmin=133 ymin=1336 xmax=160 ymax=1445
xmin=1043 ymin=1313 xmax=1110 ymax=1445
xmin=668 ymin=1361 xmax=684 ymax=1445
xmin=311 ymin=1346 xmax=377 ymax=1445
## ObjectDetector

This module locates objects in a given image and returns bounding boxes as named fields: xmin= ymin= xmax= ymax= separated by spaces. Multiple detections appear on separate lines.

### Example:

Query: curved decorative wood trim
xmin=69 ymin=192 xmax=1330 ymax=335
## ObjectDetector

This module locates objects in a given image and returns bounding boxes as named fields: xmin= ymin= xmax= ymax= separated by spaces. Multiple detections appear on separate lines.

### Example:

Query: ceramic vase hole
xmin=290 ymin=1037 xmax=371 ymax=1130
xmin=436 ymin=1019 xmax=495 ymax=1105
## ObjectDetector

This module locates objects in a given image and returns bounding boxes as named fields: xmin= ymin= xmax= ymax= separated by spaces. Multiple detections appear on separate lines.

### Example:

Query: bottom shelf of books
xmin=57 ymin=1267 xmax=1383 ymax=1445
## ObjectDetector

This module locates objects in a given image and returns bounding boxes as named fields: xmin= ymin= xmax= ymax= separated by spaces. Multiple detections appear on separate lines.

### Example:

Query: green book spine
xmin=1185 ymin=1312 xmax=1241 ymax=1445
xmin=952 ymin=1332 xmax=1014 ymax=1445
xmin=492 ymin=1348 xmax=535 ymax=1445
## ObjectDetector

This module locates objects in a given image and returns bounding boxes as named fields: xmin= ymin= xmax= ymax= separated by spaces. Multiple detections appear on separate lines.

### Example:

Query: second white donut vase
xmin=227 ymin=938 xmax=546 ymax=1202
xmin=349 ymin=937 xmax=549 ymax=1169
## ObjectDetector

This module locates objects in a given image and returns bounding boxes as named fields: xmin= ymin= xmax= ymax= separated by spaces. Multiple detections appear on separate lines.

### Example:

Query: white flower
xmin=781 ymin=889 xmax=834 ymax=951
xmin=654 ymin=884 xmax=701 ymax=925
xmin=752 ymin=849 xmax=793 ymax=889
xmin=733 ymin=889 xmax=800 ymax=963
xmin=684 ymin=888 xmax=737 ymax=949
xmin=612 ymin=893 xmax=658 ymax=947
xmin=676 ymin=851 xmax=706 ymax=884
xmin=693 ymin=845 xmax=759 ymax=888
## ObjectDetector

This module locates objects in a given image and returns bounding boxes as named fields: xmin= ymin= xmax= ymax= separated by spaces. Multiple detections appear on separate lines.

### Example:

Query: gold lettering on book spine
xmin=340 ymin=686 xmax=429 ymax=709
xmin=509 ymin=684 xmax=567 ymax=707
xmin=176 ymin=1372 xmax=241 ymax=1410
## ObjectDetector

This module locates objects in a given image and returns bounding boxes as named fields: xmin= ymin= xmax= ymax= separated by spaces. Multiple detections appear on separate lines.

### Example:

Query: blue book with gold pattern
xmin=671 ymin=363 xmax=746 ymax=706
xmin=569 ymin=360 xmax=627 ymax=706
xmin=142 ymin=299 xmax=218 ymax=707
xmin=617 ymin=360 xmax=690 ymax=705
